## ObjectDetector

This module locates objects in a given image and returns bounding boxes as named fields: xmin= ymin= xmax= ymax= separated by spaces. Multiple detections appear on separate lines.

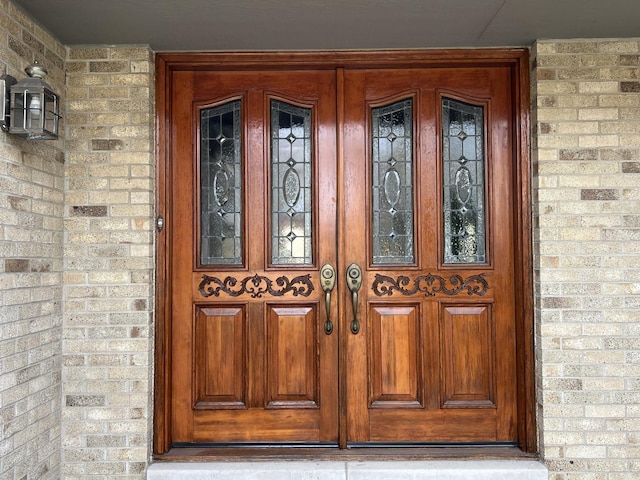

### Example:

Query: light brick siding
xmin=62 ymin=46 xmax=154 ymax=479
xmin=533 ymin=39 xmax=640 ymax=479
xmin=0 ymin=1 xmax=66 ymax=479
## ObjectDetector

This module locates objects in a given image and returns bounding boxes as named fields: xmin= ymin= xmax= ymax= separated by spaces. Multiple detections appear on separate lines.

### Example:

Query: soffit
xmin=12 ymin=0 xmax=640 ymax=51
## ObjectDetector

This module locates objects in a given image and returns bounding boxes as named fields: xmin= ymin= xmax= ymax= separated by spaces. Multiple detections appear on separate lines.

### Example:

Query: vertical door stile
xmin=335 ymin=67 xmax=348 ymax=449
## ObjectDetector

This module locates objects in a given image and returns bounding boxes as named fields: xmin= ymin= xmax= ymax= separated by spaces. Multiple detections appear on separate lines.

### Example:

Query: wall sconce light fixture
xmin=1 ymin=61 xmax=61 ymax=140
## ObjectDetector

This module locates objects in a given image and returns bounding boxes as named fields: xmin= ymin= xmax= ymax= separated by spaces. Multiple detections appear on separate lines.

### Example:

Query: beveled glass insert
xmin=200 ymin=100 xmax=242 ymax=265
xmin=442 ymin=98 xmax=486 ymax=264
xmin=271 ymin=100 xmax=312 ymax=265
xmin=372 ymin=99 xmax=414 ymax=264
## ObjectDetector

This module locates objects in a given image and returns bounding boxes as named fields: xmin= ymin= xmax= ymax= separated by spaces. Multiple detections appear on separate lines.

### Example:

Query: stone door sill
xmin=147 ymin=459 xmax=548 ymax=480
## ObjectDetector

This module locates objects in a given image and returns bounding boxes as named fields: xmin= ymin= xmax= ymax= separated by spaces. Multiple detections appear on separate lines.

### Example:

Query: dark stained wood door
xmin=164 ymin=58 xmax=523 ymax=449
xmin=342 ymin=66 xmax=518 ymax=444
xmin=170 ymin=69 xmax=339 ymax=444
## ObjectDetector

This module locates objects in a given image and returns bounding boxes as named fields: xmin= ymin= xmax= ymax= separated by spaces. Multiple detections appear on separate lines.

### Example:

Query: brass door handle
xmin=320 ymin=264 xmax=336 ymax=335
xmin=346 ymin=263 xmax=362 ymax=334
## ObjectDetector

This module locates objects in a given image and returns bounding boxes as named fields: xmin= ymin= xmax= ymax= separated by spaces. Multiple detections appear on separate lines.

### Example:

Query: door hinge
xmin=156 ymin=214 xmax=164 ymax=232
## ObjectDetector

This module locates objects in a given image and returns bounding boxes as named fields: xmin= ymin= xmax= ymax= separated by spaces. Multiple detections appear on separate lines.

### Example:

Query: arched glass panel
xmin=442 ymin=98 xmax=486 ymax=264
xmin=200 ymin=100 xmax=243 ymax=265
xmin=371 ymin=99 xmax=414 ymax=265
xmin=270 ymin=100 xmax=313 ymax=265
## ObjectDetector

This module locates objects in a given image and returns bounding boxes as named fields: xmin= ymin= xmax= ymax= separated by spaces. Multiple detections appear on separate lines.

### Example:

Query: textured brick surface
xmin=533 ymin=39 xmax=640 ymax=480
xmin=62 ymin=45 xmax=154 ymax=480
xmin=0 ymin=2 xmax=65 ymax=480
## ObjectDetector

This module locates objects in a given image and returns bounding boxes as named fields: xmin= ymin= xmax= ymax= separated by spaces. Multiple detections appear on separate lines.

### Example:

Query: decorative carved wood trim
xmin=371 ymin=273 xmax=489 ymax=297
xmin=199 ymin=273 xmax=314 ymax=298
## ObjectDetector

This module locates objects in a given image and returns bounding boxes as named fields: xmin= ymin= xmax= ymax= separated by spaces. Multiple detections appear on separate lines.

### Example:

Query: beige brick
xmin=110 ymin=125 xmax=150 ymax=138
xmin=130 ymin=60 xmax=150 ymax=73
xmin=599 ymin=94 xmax=640 ymax=107
xmin=538 ymin=81 xmax=579 ymax=94
xmin=599 ymin=67 xmax=639 ymax=80
xmin=89 ymin=112 xmax=130 ymax=125
xmin=579 ymin=81 xmax=620 ymax=94
xmin=110 ymin=74 xmax=151 ymax=86
xmin=558 ymin=94 xmax=599 ymax=108
xmin=538 ymin=108 xmax=578 ymax=122
xmin=538 ymin=135 xmax=580 ymax=148
xmin=69 ymin=48 xmax=109 ymax=59
xmin=578 ymin=108 xmax=619 ymax=120
xmin=67 ymin=99 xmax=109 ymax=112
xmin=579 ymin=135 xmax=620 ymax=147
xmin=67 ymin=74 xmax=110 ymax=87
xmin=557 ymin=122 xmax=600 ymax=134
xmin=110 ymin=47 xmax=152 ymax=60
xmin=598 ymin=41 xmax=640 ymax=54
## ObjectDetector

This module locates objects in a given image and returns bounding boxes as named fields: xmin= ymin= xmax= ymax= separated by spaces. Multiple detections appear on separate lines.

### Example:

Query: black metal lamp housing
xmin=1 ymin=61 xmax=61 ymax=140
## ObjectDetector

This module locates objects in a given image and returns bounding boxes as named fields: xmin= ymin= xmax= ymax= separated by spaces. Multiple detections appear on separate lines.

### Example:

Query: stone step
xmin=147 ymin=460 xmax=548 ymax=480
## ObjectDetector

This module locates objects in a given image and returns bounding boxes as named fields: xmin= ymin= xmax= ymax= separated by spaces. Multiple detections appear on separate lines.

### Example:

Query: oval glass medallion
xmin=213 ymin=168 xmax=231 ymax=206
xmin=283 ymin=167 xmax=301 ymax=208
xmin=383 ymin=168 xmax=401 ymax=207
xmin=454 ymin=166 xmax=472 ymax=205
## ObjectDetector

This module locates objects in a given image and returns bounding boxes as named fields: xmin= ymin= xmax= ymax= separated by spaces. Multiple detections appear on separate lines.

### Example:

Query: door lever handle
xmin=320 ymin=264 xmax=336 ymax=335
xmin=346 ymin=263 xmax=362 ymax=334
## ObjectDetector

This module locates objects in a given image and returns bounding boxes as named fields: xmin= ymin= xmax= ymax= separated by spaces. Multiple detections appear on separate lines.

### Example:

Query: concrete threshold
xmin=147 ymin=459 xmax=548 ymax=479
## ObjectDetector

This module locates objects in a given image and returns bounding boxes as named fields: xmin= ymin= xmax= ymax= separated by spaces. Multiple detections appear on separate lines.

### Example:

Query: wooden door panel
xmin=193 ymin=409 xmax=321 ymax=442
xmin=369 ymin=304 xmax=422 ymax=407
xmin=171 ymin=69 xmax=338 ymax=445
xmin=369 ymin=409 xmax=497 ymax=442
xmin=194 ymin=305 xmax=246 ymax=408
xmin=267 ymin=305 xmax=318 ymax=408
xmin=343 ymin=66 xmax=518 ymax=444
xmin=441 ymin=304 xmax=495 ymax=408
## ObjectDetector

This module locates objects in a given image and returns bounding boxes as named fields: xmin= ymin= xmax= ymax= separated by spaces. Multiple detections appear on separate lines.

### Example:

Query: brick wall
xmin=62 ymin=46 xmax=154 ymax=479
xmin=0 ymin=1 xmax=66 ymax=479
xmin=533 ymin=39 xmax=640 ymax=479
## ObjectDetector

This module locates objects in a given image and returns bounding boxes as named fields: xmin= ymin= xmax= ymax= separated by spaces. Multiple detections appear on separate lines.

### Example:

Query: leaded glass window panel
xmin=372 ymin=99 xmax=414 ymax=265
xmin=200 ymin=100 xmax=243 ymax=265
xmin=442 ymin=98 xmax=486 ymax=264
xmin=271 ymin=100 xmax=313 ymax=265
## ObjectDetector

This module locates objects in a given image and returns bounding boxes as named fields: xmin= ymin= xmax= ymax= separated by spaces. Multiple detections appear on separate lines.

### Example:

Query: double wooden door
xmin=166 ymin=57 xmax=521 ymax=448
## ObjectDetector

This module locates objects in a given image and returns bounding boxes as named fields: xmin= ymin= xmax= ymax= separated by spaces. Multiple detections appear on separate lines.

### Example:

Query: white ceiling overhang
xmin=11 ymin=0 xmax=640 ymax=51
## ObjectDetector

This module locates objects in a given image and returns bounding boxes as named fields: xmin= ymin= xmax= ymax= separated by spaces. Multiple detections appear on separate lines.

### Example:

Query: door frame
xmin=153 ymin=49 xmax=535 ymax=457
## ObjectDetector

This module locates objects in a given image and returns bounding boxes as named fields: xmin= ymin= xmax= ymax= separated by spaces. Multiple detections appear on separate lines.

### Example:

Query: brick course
xmin=0 ymin=2 xmax=65 ymax=480
xmin=62 ymin=45 xmax=154 ymax=480
xmin=533 ymin=39 xmax=640 ymax=479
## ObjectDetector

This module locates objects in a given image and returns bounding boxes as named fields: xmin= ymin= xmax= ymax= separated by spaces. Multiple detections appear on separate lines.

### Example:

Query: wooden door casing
xmin=154 ymin=50 xmax=535 ymax=456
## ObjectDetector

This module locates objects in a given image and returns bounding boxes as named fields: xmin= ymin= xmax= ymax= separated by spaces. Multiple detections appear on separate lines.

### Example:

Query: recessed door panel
xmin=441 ymin=304 xmax=496 ymax=408
xmin=194 ymin=305 xmax=246 ymax=408
xmin=369 ymin=304 xmax=422 ymax=408
xmin=267 ymin=305 xmax=318 ymax=408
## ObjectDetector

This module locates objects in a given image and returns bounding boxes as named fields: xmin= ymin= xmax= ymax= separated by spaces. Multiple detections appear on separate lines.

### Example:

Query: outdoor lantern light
xmin=1 ymin=61 xmax=61 ymax=140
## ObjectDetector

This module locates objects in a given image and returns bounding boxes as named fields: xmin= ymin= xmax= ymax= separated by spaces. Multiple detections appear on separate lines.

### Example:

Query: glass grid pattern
xmin=200 ymin=101 xmax=243 ymax=265
xmin=372 ymin=99 xmax=415 ymax=265
xmin=270 ymin=100 xmax=313 ymax=265
xmin=442 ymin=98 xmax=486 ymax=264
